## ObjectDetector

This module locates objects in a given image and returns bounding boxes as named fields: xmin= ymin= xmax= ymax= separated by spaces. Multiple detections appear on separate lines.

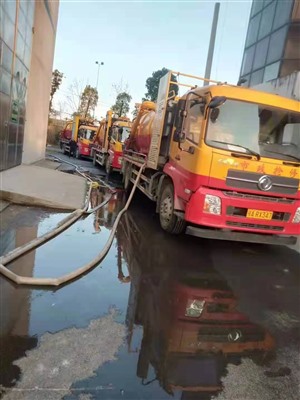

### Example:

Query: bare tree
xmin=112 ymin=78 xmax=129 ymax=97
xmin=64 ymin=79 xmax=85 ymax=115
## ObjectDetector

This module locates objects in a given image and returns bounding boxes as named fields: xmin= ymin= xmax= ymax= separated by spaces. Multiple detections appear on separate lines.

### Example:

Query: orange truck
xmin=123 ymin=71 xmax=300 ymax=245
xmin=59 ymin=115 xmax=98 ymax=159
xmin=91 ymin=110 xmax=131 ymax=174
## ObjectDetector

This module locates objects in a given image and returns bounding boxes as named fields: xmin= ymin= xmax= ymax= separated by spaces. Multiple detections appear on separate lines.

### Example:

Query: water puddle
xmin=0 ymin=190 xmax=299 ymax=399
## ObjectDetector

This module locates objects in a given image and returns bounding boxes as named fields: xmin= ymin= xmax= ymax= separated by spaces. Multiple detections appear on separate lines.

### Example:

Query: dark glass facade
xmin=239 ymin=0 xmax=300 ymax=87
xmin=0 ymin=0 xmax=35 ymax=171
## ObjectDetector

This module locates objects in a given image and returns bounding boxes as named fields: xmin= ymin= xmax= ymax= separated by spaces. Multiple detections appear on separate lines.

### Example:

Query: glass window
xmin=25 ymin=21 xmax=33 ymax=47
xmin=184 ymin=97 xmax=204 ymax=144
xmin=3 ymin=0 xmax=16 ymax=23
xmin=263 ymin=61 xmax=280 ymax=82
xmin=17 ymin=9 xmax=27 ymax=35
xmin=23 ymin=44 xmax=32 ymax=68
xmin=0 ymin=67 xmax=12 ymax=95
xmin=1 ymin=42 xmax=13 ymax=73
xmin=14 ymin=57 xmax=28 ymax=84
xmin=16 ymin=31 xmax=25 ymax=59
xmin=24 ymin=45 xmax=31 ymax=68
xmin=2 ymin=13 xmax=15 ymax=49
xmin=267 ymin=26 xmax=288 ymax=64
xmin=250 ymin=68 xmax=264 ymax=86
xmin=246 ymin=13 xmax=261 ymax=46
xmin=27 ymin=1 xmax=35 ymax=24
xmin=19 ymin=0 xmax=28 ymax=16
xmin=264 ymin=0 xmax=273 ymax=6
xmin=273 ymin=0 xmax=293 ymax=30
xmin=251 ymin=0 xmax=263 ymax=17
xmin=253 ymin=37 xmax=269 ymax=70
xmin=258 ymin=2 xmax=276 ymax=39
xmin=241 ymin=45 xmax=255 ymax=75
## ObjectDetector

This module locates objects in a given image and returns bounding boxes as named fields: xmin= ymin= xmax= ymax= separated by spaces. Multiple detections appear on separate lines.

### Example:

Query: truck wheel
xmin=123 ymin=163 xmax=133 ymax=192
xmin=105 ymin=156 xmax=112 ymax=175
xmin=75 ymin=148 xmax=81 ymax=159
xmin=159 ymin=182 xmax=186 ymax=234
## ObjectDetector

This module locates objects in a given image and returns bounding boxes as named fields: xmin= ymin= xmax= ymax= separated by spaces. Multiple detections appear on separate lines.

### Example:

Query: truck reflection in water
xmin=90 ymin=187 xmax=126 ymax=233
xmin=117 ymin=203 xmax=275 ymax=399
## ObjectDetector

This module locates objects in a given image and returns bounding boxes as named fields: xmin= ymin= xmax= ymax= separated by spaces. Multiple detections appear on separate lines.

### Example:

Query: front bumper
xmin=111 ymin=151 xmax=123 ymax=170
xmin=185 ymin=186 xmax=299 ymax=244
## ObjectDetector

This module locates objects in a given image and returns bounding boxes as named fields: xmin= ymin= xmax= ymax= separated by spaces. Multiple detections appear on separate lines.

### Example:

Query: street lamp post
xmin=95 ymin=61 xmax=104 ymax=91
xmin=95 ymin=61 xmax=104 ymax=118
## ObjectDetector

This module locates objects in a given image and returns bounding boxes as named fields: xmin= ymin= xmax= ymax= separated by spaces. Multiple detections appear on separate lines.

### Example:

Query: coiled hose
xmin=0 ymin=161 xmax=145 ymax=287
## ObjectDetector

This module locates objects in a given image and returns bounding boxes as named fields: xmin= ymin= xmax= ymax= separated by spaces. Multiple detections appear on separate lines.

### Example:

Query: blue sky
xmin=53 ymin=0 xmax=252 ymax=119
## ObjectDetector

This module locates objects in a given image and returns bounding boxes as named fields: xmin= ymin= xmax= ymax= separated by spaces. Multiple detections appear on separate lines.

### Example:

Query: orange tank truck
xmin=59 ymin=115 xmax=98 ymax=159
xmin=122 ymin=71 xmax=300 ymax=245
xmin=91 ymin=111 xmax=131 ymax=174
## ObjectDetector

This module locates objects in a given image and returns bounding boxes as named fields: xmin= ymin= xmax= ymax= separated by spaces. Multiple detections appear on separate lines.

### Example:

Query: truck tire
xmin=93 ymin=151 xmax=97 ymax=166
xmin=159 ymin=182 xmax=186 ymax=234
xmin=105 ymin=156 xmax=112 ymax=176
xmin=75 ymin=148 xmax=81 ymax=159
xmin=123 ymin=163 xmax=133 ymax=192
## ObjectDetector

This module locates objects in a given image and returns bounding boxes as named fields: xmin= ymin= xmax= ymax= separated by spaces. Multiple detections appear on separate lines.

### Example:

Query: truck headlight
xmin=203 ymin=195 xmax=221 ymax=215
xmin=185 ymin=299 xmax=205 ymax=317
xmin=292 ymin=207 xmax=300 ymax=223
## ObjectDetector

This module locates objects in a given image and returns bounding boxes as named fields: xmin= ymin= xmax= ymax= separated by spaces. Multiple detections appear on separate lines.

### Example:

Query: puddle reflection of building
xmin=116 ymin=207 xmax=276 ymax=399
xmin=0 ymin=225 xmax=38 ymax=387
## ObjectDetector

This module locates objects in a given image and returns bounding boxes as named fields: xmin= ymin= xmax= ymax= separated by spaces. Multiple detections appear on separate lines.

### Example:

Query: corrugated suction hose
xmin=0 ymin=163 xmax=145 ymax=287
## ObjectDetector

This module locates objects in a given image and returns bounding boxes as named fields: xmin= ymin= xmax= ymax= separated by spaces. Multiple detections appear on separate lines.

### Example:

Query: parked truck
xmin=122 ymin=71 xmax=300 ymax=245
xmin=59 ymin=115 xmax=98 ymax=159
xmin=92 ymin=110 xmax=131 ymax=174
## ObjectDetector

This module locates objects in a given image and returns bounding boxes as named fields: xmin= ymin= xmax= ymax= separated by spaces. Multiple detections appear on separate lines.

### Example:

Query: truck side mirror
xmin=208 ymin=96 xmax=227 ymax=108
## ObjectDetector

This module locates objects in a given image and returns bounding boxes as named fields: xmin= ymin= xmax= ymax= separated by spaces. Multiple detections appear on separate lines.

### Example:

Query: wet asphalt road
xmin=0 ymin=154 xmax=299 ymax=399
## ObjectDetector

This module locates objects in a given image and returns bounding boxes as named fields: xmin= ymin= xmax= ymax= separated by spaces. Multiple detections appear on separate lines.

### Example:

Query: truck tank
xmin=127 ymin=101 xmax=156 ymax=155
xmin=94 ymin=118 xmax=107 ymax=149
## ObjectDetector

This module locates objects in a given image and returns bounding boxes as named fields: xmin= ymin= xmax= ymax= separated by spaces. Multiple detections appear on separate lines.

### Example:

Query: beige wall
xmin=22 ymin=0 xmax=59 ymax=164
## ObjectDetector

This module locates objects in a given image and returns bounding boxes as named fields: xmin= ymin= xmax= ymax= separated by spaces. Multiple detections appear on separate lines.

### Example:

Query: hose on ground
xmin=46 ymin=154 xmax=115 ymax=193
xmin=0 ymin=184 xmax=92 ymax=266
xmin=0 ymin=163 xmax=145 ymax=287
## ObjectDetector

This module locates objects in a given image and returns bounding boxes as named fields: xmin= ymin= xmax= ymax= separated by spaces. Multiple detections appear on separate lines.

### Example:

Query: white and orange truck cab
xmin=92 ymin=110 xmax=131 ymax=174
xmin=122 ymin=71 xmax=300 ymax=245
xmin=59 ymin=115 xmax=98 ymax=159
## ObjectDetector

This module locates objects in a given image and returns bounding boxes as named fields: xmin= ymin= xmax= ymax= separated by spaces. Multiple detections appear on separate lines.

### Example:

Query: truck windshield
xmin=119 ymin=127 xmax=131 ymax=143
xmin=78 ymin=128 xmax=97 ymax=141
xmin=206 ymin=100 xmax=300 ymax=162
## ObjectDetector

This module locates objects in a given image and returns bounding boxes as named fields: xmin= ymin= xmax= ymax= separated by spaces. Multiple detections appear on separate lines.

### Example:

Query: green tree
xmin=144 ymin=68 xmax=178 ymax=102
xmin=78 ymin=85 xmax=98 ymax=118
xmin=49 ymin=69 xmax=64 ymax=112
xmin=111 ymin=91 xmax=132 ymax=117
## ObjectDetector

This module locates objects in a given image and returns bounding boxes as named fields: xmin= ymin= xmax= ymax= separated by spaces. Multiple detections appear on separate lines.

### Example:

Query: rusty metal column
xmin=204 ymin=2 xmax=220 ymax=86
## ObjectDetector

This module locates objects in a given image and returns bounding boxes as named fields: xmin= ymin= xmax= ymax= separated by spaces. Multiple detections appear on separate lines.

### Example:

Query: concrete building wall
xmin=22 ymin=1 xmax=59 ymax=164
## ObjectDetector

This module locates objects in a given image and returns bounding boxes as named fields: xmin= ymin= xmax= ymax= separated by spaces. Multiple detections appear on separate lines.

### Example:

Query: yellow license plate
xmin=246 ymin=209 xmax=273 ymax=220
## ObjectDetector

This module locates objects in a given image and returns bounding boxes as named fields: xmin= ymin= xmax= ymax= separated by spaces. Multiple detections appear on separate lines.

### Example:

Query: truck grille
xmin=223 ymin=191 xmax=295 ymax=204
xmin=226 ymin=221 xmax=284 ymax=231
xmin=226 ymin=170 xmax=299 ymax=195
xmin=226 ymin=206 xmax=290 ymax=222
xmin=198 ymin=326 xmax=265 ymax=342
